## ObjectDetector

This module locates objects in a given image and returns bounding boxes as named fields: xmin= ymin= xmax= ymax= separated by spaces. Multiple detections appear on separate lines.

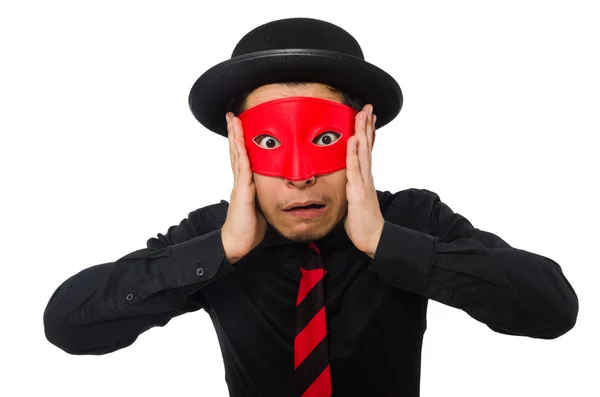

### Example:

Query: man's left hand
xmin=344 ymin=104 xmax=385 ymax=259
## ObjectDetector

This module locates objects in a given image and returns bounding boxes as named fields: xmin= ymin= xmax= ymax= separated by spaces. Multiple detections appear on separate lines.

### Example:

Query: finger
xmin=362 ymin=105 xmax=371 ymax=152
xmin=230 ymin=115 xmax=240 ymax=185
xmin=366 ymin=113 xmax=376 ymax=185
xmin=366 ymin=108 xmax=375 ymax=152
xmin=227 ymin=113 xmax=237 ymax=173
xmin=354 ymin=106 xmax=368 ymax=153
xmin=227 ymin=113 xmax=236 ymax=171
xmin=372 ymin=114 xmax=377 ymax=147
xmin=227 ymin=113 xmax=238 ymax=186
xmin=232 ymin=117 xmax=252 ymax=187
xmin=358 ymin=106 xmax=373 ymax=183
xmin=351 ymin=108 xmax=368 ymax=183
xmin=236 ymin=139 xmax=252 ymax=186
xmin=346 ymin=135 xmax=363 ymax=186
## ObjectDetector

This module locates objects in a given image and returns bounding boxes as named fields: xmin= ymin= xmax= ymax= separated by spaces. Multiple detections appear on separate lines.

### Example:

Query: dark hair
xmin=225 ymin=81 xmax=364 ymax=116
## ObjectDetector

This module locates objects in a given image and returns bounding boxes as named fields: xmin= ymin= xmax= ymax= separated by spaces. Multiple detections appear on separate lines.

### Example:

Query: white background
xmin=1 ymin=0 xmax=598 ymax=396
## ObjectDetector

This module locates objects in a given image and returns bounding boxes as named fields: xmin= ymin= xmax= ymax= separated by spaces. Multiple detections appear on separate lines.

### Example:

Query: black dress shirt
xmin=43 ymin=188 xmax=579 ymax=397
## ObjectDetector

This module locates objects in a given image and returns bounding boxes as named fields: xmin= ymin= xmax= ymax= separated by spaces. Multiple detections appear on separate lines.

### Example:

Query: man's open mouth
xmin=284 ymin=204 xmax=326 ymax=211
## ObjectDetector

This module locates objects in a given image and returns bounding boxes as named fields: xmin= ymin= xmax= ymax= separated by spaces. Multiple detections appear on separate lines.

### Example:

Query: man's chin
xmin=276 ymin=219 xmax=337 ymax=242
xmin=282 ymin=229 xmax=327 ymax=243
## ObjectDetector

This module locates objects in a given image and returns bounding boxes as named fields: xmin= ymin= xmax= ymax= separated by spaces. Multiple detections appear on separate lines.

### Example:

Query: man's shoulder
xmin=187 ymin=199 xmax=229 ymax=230
xmin=146 ymin=200 xmax=230 ymax=249
xmin=376 ymin=187 xmax=439 ymax=209
xmin=175 ymin=199 xmax=230 ymax=240
xmin=376 ymin=188 xmax=440 ymax=230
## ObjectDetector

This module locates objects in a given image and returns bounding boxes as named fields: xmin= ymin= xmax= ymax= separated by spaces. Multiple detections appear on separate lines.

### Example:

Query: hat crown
xmin=232 ymin=18 xmax=364 ymax=60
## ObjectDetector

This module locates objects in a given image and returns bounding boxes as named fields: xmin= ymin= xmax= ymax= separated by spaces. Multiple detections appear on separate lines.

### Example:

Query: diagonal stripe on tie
xmin=295 ymin=335 xmax=330 ymax=394
xmin=294 ymin=306 xmax=327 ymax=369
xmin=295 ymin=277 xmax=326 ymax=335
xmin=300 ymin=365 xmax=332 ymax=397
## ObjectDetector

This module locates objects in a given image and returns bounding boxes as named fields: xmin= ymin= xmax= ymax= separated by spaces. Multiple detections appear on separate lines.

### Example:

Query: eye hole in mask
xmin=253 ymin=131 xmax=342 ymax=149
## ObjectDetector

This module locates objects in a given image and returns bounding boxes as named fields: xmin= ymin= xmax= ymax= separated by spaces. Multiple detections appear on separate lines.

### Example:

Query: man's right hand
xmin=221 ymin=112 xmax=268 ymax=265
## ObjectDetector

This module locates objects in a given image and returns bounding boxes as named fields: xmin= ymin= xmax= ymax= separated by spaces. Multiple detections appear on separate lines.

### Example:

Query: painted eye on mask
xmin=312 ymin=131 xmax=341 ymax=147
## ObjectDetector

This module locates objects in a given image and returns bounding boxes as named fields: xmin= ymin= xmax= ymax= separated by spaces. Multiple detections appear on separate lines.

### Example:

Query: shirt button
xmin=126 ymin=293 xmax=134 ymax=301
xmin=196 ymin=267 xmax=205 ymax=277
xmin=469 ymin=301 xmax=477 ymax=310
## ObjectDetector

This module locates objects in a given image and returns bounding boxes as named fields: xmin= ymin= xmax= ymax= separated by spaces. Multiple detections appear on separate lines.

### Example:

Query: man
xmin=43 ymin=17 xmax=578 ymax=397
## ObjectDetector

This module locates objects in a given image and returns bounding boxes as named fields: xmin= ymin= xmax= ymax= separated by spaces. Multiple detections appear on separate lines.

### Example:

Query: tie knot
xmin=303 ymin=242 xmax=324 ymax=270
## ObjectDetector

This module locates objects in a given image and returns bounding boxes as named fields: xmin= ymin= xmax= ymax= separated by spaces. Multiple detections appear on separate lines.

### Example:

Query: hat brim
xmin=188 ymin=49 xmax=403 ymax=137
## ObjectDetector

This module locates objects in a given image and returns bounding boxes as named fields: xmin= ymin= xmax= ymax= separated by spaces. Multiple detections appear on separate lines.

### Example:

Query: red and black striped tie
xmin=294 ymin=242 xmax=332 ymax=397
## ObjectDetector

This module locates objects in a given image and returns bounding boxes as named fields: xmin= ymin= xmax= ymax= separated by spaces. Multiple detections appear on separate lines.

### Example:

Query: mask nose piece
xmin=284 ymin=140 xmax=317 ymax=181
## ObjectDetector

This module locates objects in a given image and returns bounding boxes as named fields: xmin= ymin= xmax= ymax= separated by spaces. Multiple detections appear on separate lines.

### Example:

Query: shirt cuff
xmin=168 ymin=228 xmax=234 ymax=288
xmin=371 ymin=221 xmax=436 ymax=294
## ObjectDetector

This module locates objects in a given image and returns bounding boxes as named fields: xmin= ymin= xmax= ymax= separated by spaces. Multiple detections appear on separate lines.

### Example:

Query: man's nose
xmin=284 ymin=175 xmax=316 ymax=187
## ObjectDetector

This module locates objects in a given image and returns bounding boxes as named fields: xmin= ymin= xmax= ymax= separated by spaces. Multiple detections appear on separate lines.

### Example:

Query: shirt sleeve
xmin=43 ymin=200 xmax=234 ymax=355
xmin=371 ymin=191 xmax=579 ymax=339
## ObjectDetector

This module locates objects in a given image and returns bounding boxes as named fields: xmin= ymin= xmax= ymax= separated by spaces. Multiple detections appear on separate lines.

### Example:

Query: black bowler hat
xmin=188 ymin=17 xmax=403 ymax=137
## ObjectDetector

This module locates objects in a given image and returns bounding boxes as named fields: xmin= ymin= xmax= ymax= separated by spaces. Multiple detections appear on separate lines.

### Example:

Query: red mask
xmin=239 ymin=96 xmax=358 ymax=181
